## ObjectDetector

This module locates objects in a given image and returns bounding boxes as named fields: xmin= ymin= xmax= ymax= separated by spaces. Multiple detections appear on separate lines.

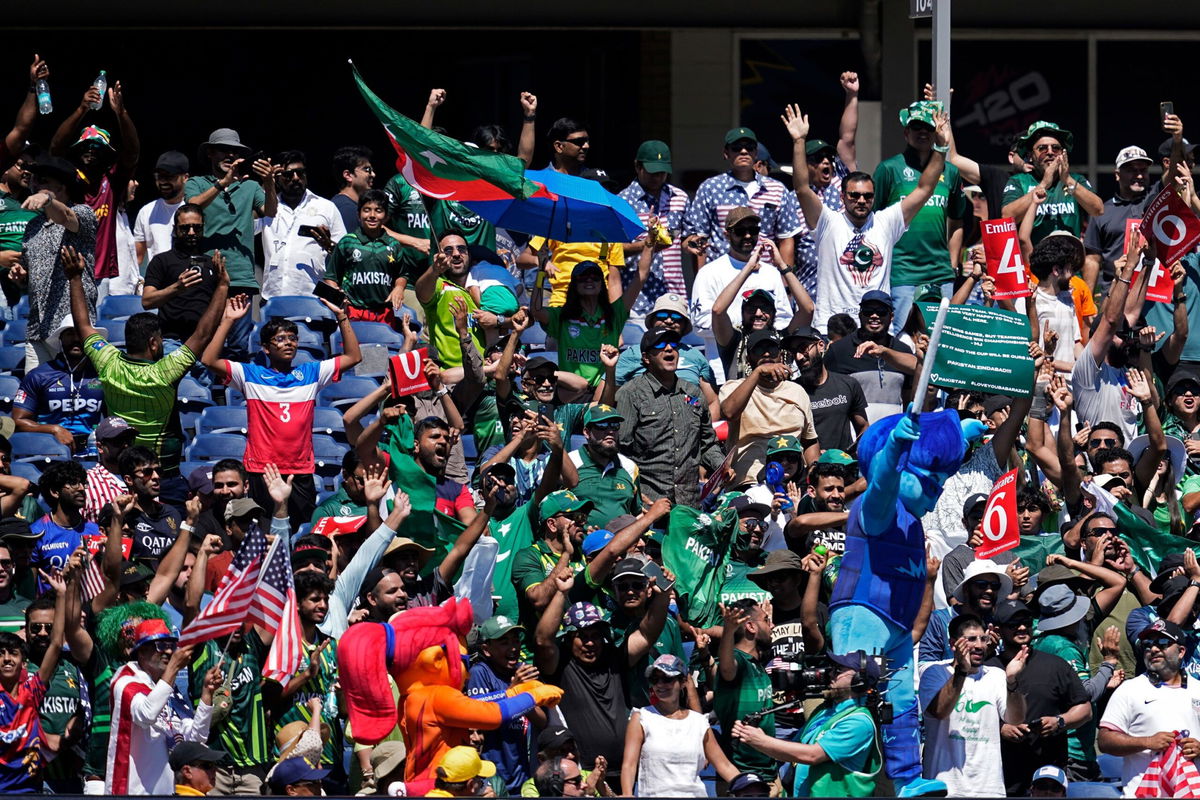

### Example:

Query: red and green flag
xmin=352 ymin=64 xmax=548 ymax=203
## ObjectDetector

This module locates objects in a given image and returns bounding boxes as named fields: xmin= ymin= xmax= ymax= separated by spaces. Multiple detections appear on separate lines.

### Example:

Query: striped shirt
xmin=617 ymin=181 xmax=690 ymax=318
xmin=84 ymin=465 xmax=126 ymax=523
xmin=224 ymin=358 xmax=340 ymax=473
xmin=84 ymin=334 xmax=195 ymax=472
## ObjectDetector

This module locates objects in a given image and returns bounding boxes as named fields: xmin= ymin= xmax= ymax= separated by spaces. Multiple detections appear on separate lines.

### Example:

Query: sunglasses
xmin=563 ymin=136 xmax=589 ymax=147
xmin=134 ymin=466 xmax=162 ymax=478
xmin=615 ymin=579 xmax=648 ymax=593
xmin=1143 ymin=636 xmax=1177 ymax=650
xmin=968 ymin=579 xmax=1000 ymax=591
xmin=588 ymin=421 xmax=620 ymax=431
xmin=845 ymin=191 xmax=875 ymax=201
xmin=1089 ymin=437 xmax=1119 ymax=448
xmin=650 ymin=339 xmax=679 ymax=351
xmin=528 ymin=374 xmax=558 ymax=385
xmin=26 ymin=623 xmax=51 ymax=634
xmin=557 ymin=512 xmax=588 ymax=525
xmin=0 ymin=560 xmax=13 ymax=569
xmin=1082 ymin=526 xmax=1119 ymax=538
xmin=741 ymin=519 xmax=768 ymax=532
xmin=441 ymin=245 xmax=469 ymax=255
xmin=281 ymin=168 xmax=307 ymax=177
xmin=563 ymin=775 xmax=584 ymax=787
xmin=176 ymin=223 xmax=203 ymax=232
xmin=726 ymin=141 xmax=755 ymax=153
xmin=1034 ymin=143 xmax=1064 ymax=154
xmin=730 ymin=225 xmax=760 ymax=237
xmin=151 ymin=639 xmax=177 ymax=653
xmin=651 ymin=311 xmax=686 ymax=323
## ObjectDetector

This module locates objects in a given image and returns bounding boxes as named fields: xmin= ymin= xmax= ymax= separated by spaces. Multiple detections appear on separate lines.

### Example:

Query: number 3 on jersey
xmin=279 ymin=403 xmax=291 ymax=422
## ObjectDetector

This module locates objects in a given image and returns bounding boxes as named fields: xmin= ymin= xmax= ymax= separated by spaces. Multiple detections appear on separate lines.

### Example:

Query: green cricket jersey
xmin=324 ymin=230 xmax=403 ymax=310
xmin=714 ymin=648 xmax=776 ymax=774
xmin=273 ymin=634 xmax=341 ymax=767
xmin=488 ymin=501 xmax=537 ymax=624
xmin=873 ymin=150 xmax=968 ymax=287
xmin=544 ymin=298 xmax=628 ymax=386
xmin=0 ymin=196 xmax=37 ymax=253
xmin=1001 ymin=172 xmax=1095 ymax=245
xmin=192 ymin=629 xmax=270 ymax=768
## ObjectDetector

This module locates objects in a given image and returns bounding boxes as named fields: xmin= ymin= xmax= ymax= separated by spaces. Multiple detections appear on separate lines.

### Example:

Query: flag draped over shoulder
xmin=351 ymin=64 xmax=546 ymax=203
xmin=662 ymin=503 xmax=738 ymax=629
xmin=1086 ymin=485 xmax=1193 ymax=574
xmin=380 ymin=412 xmax=465 ymax=563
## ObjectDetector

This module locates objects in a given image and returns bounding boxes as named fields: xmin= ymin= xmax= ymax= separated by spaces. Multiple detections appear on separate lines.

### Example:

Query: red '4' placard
xmin=981 ymin=218 xmax=1030 ymax=299
xmin=976 ymin=468 xmax=1020 ymax=560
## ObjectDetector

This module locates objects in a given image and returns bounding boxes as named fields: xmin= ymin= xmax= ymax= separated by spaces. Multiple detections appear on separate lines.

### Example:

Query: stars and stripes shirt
xmin=617 ymin=181 xmax=690 ymax=318
xmin=106 ymin=662 xmax=212 ymax=795
xmin=84 ymin=465 xmax=126 ymax=523
xmin=224 ymin=358 xmax=340 ymax=473
xmin=682 ymin=172 xmax=803 ymax=267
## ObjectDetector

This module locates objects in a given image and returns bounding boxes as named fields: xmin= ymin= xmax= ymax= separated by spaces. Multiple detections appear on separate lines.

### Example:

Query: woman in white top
xmin=620 ymin=654 xmax=739 ymax=797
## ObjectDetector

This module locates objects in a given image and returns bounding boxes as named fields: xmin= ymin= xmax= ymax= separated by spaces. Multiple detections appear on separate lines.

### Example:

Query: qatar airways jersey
xmin=224 ymin=358 xmax=340 ymax=473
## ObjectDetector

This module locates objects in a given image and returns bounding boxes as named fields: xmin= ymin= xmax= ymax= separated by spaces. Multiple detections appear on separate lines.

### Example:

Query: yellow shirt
xmin=425 ymin=790 xmax=455 ymax=797
xmin=174 ymin=786 xmax=207 ymax=796
xmin=530 ymin=236 xmax=626 ymax=306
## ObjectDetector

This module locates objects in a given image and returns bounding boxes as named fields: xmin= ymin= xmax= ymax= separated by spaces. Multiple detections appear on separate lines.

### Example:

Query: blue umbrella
xmin=460 ymin=167 xmax=645 ymax=243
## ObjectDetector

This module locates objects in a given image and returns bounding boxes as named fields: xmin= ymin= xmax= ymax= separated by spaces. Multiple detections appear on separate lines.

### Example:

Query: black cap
xmin=168 ymin=740 xmax=228 ymax=771
xmin=744 ymin=329 xmax=782 ymax=354
xmin=728 ymin=495 xmax=771 ymax=517
xmin=524 ymin=355 xmax=558 ymax=373
xmin=641 ymin=328 xmax=682 ymax=353
xmin=982 ymin=395 xmax=1013 ymax=417
xmin=993 ymin=600 xmax=1034 ymax=625
xmin=537 ymin=725 xmax=575 ymax=750
xmin=962 ymin=493 xmax=988 ymax=518
xmin=30 ymin=156 xmax=78 ymax=186
xmin=1150 ymin=552 xmax=1187 ymax=594
xmin=1138 ymin=618 xmax=1187 ymax=645
xmin=860 ymin=290 xmax=894 ymax=309
xmin=1167 ymin=368 xmax=1200 ymax=397
xmin=119 ymin=561 xmax=155 ymax=587
xmin=781 ymin=325 xmax=822 ymax=350
xmin=154 ymin=150 xmax=190 ymax=176
xmin=1159 ymin=137 xmax=1199 ymax=158
xmin=611 ymin=558 xmax=647 ymax=581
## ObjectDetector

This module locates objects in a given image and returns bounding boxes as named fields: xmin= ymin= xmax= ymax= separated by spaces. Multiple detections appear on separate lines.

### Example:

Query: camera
xmin=743 ymin=653 xmax=894 ymax=726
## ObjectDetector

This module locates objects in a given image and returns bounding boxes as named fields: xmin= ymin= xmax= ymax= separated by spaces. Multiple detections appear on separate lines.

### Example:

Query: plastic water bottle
xmin=35 ymin=79 xmax=52 ymax=115
xmin=88 ymin=71 xmax=106 ymax=110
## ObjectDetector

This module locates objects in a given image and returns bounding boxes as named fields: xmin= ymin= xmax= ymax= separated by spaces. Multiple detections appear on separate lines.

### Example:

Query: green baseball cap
xmin=477 ymin=615 xmax=523 ymax=641
xmin=898 ymin=100 xmax=942 ymax=129
xmin=817 ymin=449 xmax=857 ymax=466
xmin=1015 ymin=120 xmax=1075 ymax=156
xmin=766 ymin=435 xmax=803 ymax=457
xmin=539 ymin=490 xmax=595 ymax=523
xmin=724 ymin=127 xmax=758 ymax=146
xmin=805 ymin=139 xmax=836 ymax=158
xmin=635 ymin=140 xmax=673 ymax=174
xmin=583 ymin=404 xmax=623 ymax=426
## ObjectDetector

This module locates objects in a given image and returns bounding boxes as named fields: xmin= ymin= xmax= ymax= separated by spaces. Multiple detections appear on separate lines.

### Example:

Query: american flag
xmin=1134 ymin=735 xmax=1200 ymax=798
xmin=178 ymin=521 xmax=267 ymax=648
xmin=252 ymin=534 xmax=303 ymax=682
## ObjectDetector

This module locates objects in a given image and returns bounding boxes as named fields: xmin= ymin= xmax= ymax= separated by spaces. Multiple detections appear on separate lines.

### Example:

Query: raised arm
xmin=517 ymin=93 xmax=537 ymax=167
xmin=626 ymin=586 xmax=669 ymax=666
xmin=49 ymin=84 xmax=100 ymax=156
xmin=925 ymin=640 xmax=970 ymax=720
xmin=36 ymin=567 xmax=68 ymax=686
xmin=341 ymin=379 xmax=391 ymax=450
xmin=837 ymin=71 xmax=859 ymax=170
xmin=63 ymin=246 xmax=99 ymax=341
xmin=2 ymin=56 xmax=46 ymax=164
xmin=108 ymin=81 xmax=139 ymax=179
xmin=621 ymin=217 xmax=661 ymax=309
xmin=899 ymin=111 xmax=949 ymax=225
xmin=1088 ymin=237 xmax=1138 ymax=363
xmin=782 ymin=104 xmax=824 ymax=230
xmin=200 ymin=292 xmax=248 ymax=382
xmin=1047 ymin=375 xmax=1084 ymax=509
xmin=587 ymin=498 xmax=671 ymax=587
xmin=493 ymin=308 xmax=528 ymax=403
xmin=146 ymin=498 xmax=197 ymax=606
xmin=712 ymin=242 xmax=767 ymax=347
xmin=1162 ymin=260 xmax=1191 ymax=365
xmin=859 ymin=414 xmax=918 ymax=535
xmin=415 ymin=252 xmax=448 ymax=306
xmin=324 ymin=298 xmax=361 ymax=373
xmin=420 ymin=89 xmax=446 ymax=130
xmin=533 ymin=571 xmax=572 ymax=677
xmin=184 ymin=251 xmax=231 ymax=357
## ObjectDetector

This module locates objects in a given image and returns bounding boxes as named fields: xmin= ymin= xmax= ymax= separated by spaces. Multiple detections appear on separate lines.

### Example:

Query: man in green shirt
xmin=25 ymin=594 xmax=86 ymax=791
xmin=183 ymin=128 xmax=277 ymax=360
xmin=715 ymin=597 xmax=777 ymax=776
xmin=873 ymin=100 xmax=969 ymax=333
xmin=65 ymin=244 xmax=230 ymax=474
xmin=509 ymin=490 xmax=592 ymax=634
xmin=608 ymin=557 xmax=687 ymax=707
xmin=720 ymin=495 xmax=772 ymax=605
xmin=566 ymin=404 xmax=640 ymax=529
xmin=310 ymin=451 xmax=369 ymax=524
xmin=191 ymin=627 xmax=272 ymax=794
xmin=1001 ymin=120 xmax=1104 ymax=246
xmin=415 ymin=232 xmax=484 ymax=369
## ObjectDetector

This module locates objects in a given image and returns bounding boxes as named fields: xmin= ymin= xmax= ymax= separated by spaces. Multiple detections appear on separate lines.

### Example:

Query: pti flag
xmin=1141 ymin=185 xmax=1200 ymax=268
xmin=980 ymin=218 xmax=1030 ymax=299
xmin=178 ymin=521 xmax=267 ymax=647
xmin=976 ymin=468 xmax=1020 ymax=559
xmin=352 ymin=64 xmax=547 ymax=203
xmin=662 ymin=503 xmax=738 ymax=629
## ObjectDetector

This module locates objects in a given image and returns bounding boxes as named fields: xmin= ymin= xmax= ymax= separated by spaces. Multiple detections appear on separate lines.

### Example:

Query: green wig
xmin=95 ymin=601 xmax=171 ymax=660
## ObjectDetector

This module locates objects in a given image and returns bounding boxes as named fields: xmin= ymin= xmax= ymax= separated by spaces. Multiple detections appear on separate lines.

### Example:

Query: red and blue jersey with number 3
xmin=224 ymin=358 xmax=340 ymax=473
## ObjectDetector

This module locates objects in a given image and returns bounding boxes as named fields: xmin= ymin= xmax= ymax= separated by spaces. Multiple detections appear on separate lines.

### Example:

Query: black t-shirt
xmin=129 ymin=504 xmax=182 ymax=562
xmin=143 ymin=248 xmax=220 ymax=341
xmin=983 ymin=648 xmax=1088 ymax=795
xmin=552 ymin=643 xmax=630 ymax=775
xmin=331 ymin=193 xmax=359 ymax=235
xmin=798 ymin=371 xmax=868 ymax=451
xmin=823 ymin=331 xmax=913 ymax=416
xmin=978 ymin=164 xmax=1014 ymax=220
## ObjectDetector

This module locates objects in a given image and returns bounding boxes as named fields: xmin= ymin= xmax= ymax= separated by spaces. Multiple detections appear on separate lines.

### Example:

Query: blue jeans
xmin=890 ymin=281 xmax=954 ymax=335
xmin=829 ymin=604 xmax=920 ymax=788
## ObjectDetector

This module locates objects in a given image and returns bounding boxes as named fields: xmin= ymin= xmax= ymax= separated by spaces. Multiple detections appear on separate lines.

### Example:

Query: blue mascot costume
xmin=828 ymin=408 xmax=985 ymax=796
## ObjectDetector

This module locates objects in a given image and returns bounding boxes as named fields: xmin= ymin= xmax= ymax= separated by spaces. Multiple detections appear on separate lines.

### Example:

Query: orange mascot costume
xmin=338 ymin=597 xmax=562 ymax=794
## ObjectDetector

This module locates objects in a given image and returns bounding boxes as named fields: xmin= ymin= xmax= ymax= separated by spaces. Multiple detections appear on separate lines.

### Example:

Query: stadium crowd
xmin=0 ymin=52 xmax=1199 ymax=799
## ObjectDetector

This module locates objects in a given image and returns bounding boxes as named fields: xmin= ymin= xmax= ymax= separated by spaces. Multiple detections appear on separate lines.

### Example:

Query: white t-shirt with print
xmin=132 ymin=198 xmax=183 ymax=264
xmin=813 ymin=203 xmax=908 ymax=332
xmin=918 ymin=660 xmax=1008 ymax=798
xmin=1099 ymin=672 xmax=1200 ymax=795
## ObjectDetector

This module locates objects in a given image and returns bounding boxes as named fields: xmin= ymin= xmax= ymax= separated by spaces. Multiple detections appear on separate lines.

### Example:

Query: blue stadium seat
xmin=681 ymin=331 xmax=705 ymax=348
xmin=332 ymin=322 xmax=403 ymax=352
xmin=13 ymin=297 xmax=29 ymax=320
xmin=197 ymin=406 xmax=248 ymax=435
xmin=224 ymin=387 xmax=245 ymax=407
xmin=9 ymin=462 xmax=40 ymax=483
xmin=312 ymin=435 xmax=349 ymax=479
xmin=520 ymin=322 xmax=547 ymax=349
xmin=292 ymin=350 xmax=317 ymax=365
xmin=312 ymin=407 xmax=345 ymax=440
xmin=251 ymin=322 xmax=327 ymax=360
xmin=262 ymin=296 xmax=336 ymax=331
xmin=98 ymin=295 xmax=150 ymax=320
xmin=185 ymin=433 xmax=246 ymax=462
xmin=9 ymin=432 xmax=71 ymax=463
xmin=178 ymin=462 xmax=210 ymax=483
xmin=1066 ymin=784 xmax=1121 ymax=798
xmin=621 ymin=322 xmax=644 ymax=348
xmin=0 ymin=346 xmax=22 ymax=376
xmin=97 ymin=319 xmax=126 ymax=346
xmin=318 ymin=376 xmax=382 ymax=411
xmin=460 ymin=433 xmax=477 ymax=462
xmin=0 ymin=319 xmax=27 ymax=346
xmin=177 ymin=377 xmax=215 ymax=434
xmin=0 ymin=375 xmax=20 ymax=413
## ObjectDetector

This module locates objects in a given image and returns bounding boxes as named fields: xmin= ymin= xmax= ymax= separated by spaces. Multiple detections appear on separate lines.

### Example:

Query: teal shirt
xmin=873 ymin=149 xmax=967 ymax=287
xmin=184 ymin=176 xmax=267 ymax=289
